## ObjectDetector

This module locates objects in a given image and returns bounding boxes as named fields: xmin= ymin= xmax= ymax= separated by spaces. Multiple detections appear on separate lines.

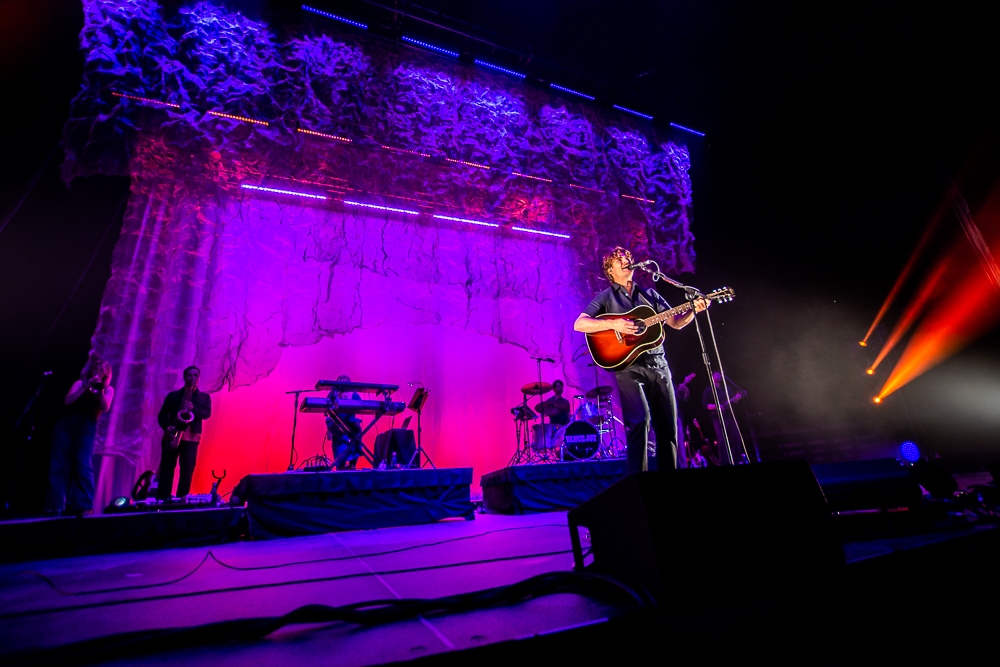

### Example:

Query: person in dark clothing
xmin=156 ymin=366 xmax=212 ymax=500
xmin=326 ymin=374 xmax=364 ymax=469
xmin=574 ymin=246 xmax=709 ymax=474
xmin=46 ymin=357 xmax=115 ymax=515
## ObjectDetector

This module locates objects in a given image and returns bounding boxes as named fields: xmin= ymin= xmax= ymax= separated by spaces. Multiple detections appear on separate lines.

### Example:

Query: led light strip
xmin=569 ymin=184 xmax=606 ymax=194
xmin=549 ymin=84 xmax=594 ymax=101
xmin=445 ymin=157 xmax=490 ymax=170
xmin=433 ymin=214 xmax=500 ymax=228
xmin=208 ymin=111 xmax=269 ymax=126
xmin=344 ymin=201 xmax=420 ymax=215
xmin=401 ymin=36 xmax=459 ymax=58
xmin=511 ymin=226 xmax=571 ymax=239
xmin=474 ymin=60 xmax=526 ymax=79
xmin=669 ymin=122 xmax=706 ymax=137
xmin=381 ymin=145 xmax=432 ymax=158
xmin=301 ymin=5 xmax=367 ymax=29
xmin=298 ymin=128 xmax=352 ymax=142
xmin=621 ymin=194 xmax=655 ymax=203
xmin=512 ymin=172 xmax=553 ymax=183
xmin=111 ymin=92 xmax=181 ymax=108
xmin=612 ymin=105 xmax=653 ymax=120
xmin=241 ymin=184 xmax=328 ymax=199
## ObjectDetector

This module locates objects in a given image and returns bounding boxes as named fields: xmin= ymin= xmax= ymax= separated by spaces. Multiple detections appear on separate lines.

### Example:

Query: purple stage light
xmin=208 ymin=111 xmax=269 ymax=126
xmin=241 ymin=184 xmax=328 ymax=200
xmin=549 ymin=84 xmax=594 ymax=100
xmin=344 ymin=201 xmax=420 ymax=215
xmin=445 ymin=157 xmax=490 ymax=170
xmin=669 ymin=122 xmax=706 ymax=137
xmin=511 ymin=226 xmax=571 ymax=239
xmin=433 ymin=214 xmax=500 ymax=228
xmin=298 ymin=128 xmax=352 ymax=142
xmin=111 ymin=91 xmax=181 ymax=109
xmin=301 ymin=5 xmax=368 ymax=29
xmin=512 ymin=172 xmax=553 ymax=183
xmin=401 ymin=36 xmax=459 ymax=58
xmin=612 ymin=105 xmax=653 ymax=120
xmin=474 ymin=60 xmax=526 ymax=79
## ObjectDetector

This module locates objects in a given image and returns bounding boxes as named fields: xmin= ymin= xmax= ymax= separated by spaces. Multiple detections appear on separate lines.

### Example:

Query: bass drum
xmin=563 ymin=420 xmax=599 ymax=461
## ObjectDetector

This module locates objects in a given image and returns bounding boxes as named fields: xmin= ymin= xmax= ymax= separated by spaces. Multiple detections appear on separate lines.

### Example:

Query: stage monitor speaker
xmin=810 ymin=458 xmax=923 ymax=512
xmin=374 ymin=429 xmax=417 ymax=467
xmin=567 ymin=461 xmax=843 ymax=604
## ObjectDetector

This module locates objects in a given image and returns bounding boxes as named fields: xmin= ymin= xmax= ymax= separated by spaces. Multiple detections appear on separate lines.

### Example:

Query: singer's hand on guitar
xmin=693 ymin=297 xmax=711 ymax=313
xmin=611 ymin=319 xmax=640 ymax=335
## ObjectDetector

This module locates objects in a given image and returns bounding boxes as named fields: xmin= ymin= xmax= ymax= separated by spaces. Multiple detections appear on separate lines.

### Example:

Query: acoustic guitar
xmin=585 ymin=287 xmax=735 ymax=372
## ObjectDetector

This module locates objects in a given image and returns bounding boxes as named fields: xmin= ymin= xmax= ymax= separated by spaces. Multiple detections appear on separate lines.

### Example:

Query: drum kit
xmin=508 ymin=378 xmax=625 ymax=466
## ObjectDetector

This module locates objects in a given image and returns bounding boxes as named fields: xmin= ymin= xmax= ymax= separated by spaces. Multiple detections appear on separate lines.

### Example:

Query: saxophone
xmin=167 ymin=385 xmax=196 ymax=449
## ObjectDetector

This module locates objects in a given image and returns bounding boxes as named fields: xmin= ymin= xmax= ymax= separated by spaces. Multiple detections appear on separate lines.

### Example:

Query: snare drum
xmin=563 ymin=420 xmax=599 ymax=460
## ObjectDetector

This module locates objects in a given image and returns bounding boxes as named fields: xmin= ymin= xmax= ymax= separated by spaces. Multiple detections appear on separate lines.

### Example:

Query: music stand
xmin=406 ymin=387 xmax=435 ymax=468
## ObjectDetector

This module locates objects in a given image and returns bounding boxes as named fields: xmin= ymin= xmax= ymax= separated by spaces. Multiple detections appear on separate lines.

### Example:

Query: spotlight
xmin=859 ymin=341 xmax=867 ymax=347
xmin=899 ymin=441 xmax=921 ymax=463
xmin=872 ymin=396 xmax=882 ymax=404
xmin=866 ymin=369 xmax=875 ymax=375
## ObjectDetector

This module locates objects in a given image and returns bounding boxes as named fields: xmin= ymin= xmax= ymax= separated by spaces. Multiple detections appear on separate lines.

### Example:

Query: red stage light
xmin=858 ymin=341 xmax=867 ymax=347
xmin=866 ymin=369 xmax=874 ymax=375
xmin=872 ymin=396 xmax=882 ymax=404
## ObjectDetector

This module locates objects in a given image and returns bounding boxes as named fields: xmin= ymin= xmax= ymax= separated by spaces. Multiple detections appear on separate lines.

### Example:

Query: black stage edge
xmin=481 ymin=460 xmax=627 ymax=514
xmin=0 ymin=507 xmax=244 ymax=564
xmin=232 ymin=468 xmax=475 ymax=539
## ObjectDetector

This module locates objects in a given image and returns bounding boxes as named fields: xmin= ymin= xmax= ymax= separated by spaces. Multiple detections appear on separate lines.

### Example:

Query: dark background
xmin=2 ymin=0 xmax=997 ymax=511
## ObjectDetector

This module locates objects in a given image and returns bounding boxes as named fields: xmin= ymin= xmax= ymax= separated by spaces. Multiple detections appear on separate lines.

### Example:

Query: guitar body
xmin=585 ymin=306 xmax=664 ymax=372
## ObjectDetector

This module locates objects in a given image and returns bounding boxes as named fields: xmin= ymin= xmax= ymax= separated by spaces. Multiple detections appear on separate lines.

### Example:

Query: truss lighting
xmin=569 ymin=184 xmax=606 ymax=194
xmin=612 ymin=105 xmax=653 ymax=120
xmin=512 ymin=172 xmax=553 ymax=183
xmin=401 ymin=36 xmax=459 ymax=58
xmin=344 ymin=201 xmax=420 ymax=215
xmin=208 ymin=111 xmax=269 ymax=126
xmin=381 ymin=145 xmax=432 ymax=158
xmin=301 ymin=5 xmax=367 ymax=29
xmin=445 ymin=158 xmax=490 ymax=170
xmin=298 ymin=128 xmax=352 ymax=142
xmin=241 ymin=184 xmax=327 ymax=200
xmin=433 ymin=214 xmax=499 ymax=228
xmin=111 ymin=92 xmax=180 ymax=108
xmin=669 ymin=122 xmax=705 ymax=137
xmin=474 ymin=60 xmax=526 ymax=79
xmin=549 ymin=84 xmax=594 ymax=100
xmin=621 ymin=194 xmax=654 ymax=203
xmin=511 ymin=226 xmax=570 ymax=239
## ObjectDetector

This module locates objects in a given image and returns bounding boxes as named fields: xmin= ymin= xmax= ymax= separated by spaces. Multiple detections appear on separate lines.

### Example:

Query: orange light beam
xmin=861 ymin=200 xmax=949 ymax=345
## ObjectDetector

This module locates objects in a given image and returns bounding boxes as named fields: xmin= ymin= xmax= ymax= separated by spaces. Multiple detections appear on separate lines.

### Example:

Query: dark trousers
xmin=46 ymin=416 xmax=97 ymax=513
xmin=157 ymin=439 xmax=199 ymax=499
xmin=615 ymin=359 xmax=678 ymax=474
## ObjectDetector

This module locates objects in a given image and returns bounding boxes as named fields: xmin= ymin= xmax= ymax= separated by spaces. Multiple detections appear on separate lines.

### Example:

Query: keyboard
xmin=300 ymin=397 xmax=406 ymax=416
xmin=314 ymin=380 xmax=399 ymax=395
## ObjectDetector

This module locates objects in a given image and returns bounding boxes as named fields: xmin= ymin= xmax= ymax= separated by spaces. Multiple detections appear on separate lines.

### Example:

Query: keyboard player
xmin=326 ymin=374 xmax=364 ymax=469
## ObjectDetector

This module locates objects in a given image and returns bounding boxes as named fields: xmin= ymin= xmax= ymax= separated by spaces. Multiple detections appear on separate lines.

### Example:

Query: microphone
xmin=531 ymin=356 xmax=556 ymax=363
xmin=626 ymin=260 xmax=654 ymax=270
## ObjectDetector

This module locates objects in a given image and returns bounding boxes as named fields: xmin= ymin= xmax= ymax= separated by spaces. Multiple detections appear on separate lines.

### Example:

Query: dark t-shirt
xmin=65 ymin=389 xmax=104 ymax=420
xmin=584 ymin=281 xmax=671 ymax=361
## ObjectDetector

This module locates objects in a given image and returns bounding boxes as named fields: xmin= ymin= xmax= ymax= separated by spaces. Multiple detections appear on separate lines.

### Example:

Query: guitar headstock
xmin=707 ymin=287 xmax=735 ymax=303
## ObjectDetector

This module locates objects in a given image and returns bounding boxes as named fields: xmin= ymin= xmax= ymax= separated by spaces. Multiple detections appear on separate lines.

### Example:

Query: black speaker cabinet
xmin=373 ymin=429 xmax=417 ymax=467
xmin=568 ymin=461 xmax=843 ymax=603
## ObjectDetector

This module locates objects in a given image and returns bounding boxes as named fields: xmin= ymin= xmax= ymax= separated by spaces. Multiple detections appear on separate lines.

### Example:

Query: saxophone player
xmin=156 ymin=366 xmax=212 ymax=501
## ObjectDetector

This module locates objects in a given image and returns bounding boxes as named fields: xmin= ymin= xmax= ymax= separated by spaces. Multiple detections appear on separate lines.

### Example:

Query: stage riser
xmin=481 ymin=461 xmax=627 ymax=514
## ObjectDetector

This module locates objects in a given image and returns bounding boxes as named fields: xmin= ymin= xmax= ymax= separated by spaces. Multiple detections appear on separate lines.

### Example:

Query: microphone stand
xmin=633 ymin=262 xmax=750 ymax=466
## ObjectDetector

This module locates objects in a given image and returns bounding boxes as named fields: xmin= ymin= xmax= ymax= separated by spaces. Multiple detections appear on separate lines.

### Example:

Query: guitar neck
xmin=642 ymin=301 xmax=693 ymax=326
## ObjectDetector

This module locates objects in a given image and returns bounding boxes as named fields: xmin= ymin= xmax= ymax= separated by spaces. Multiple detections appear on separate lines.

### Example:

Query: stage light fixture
xmin=207 ymin=111 xmax=269 ymax=126
xmin=445 ymin=158 xmax=490 ymax=170
xmin=569 ymin=184 xmax=606 ymax=194
xmin=474 ymin=60 xmax=526 ymax=79
xmin=549 ymin=84 xmax=594 ymax=100
xmin=301 ymin=5 xmax=368 ymax=29
xmin=621 ymin=194 xmax=655 ymax=204
xmin=401 ymin=36 xmax=459 ymax=58
xmin=612 ymin=105 xmax=653 ymax=120
xmin=511 ymin=172 xmax=553 ymax=183
xmin=669 ymin=122 xmax=705 ymax=137
xmin=872 ymin=396 xmax=882 ymax=404
xmin=344 ymin=201 xmax=420 ymax=215
xmin=381 ymin=145 xmax=432 ymax=158
xmin=298 ymin=128 xmax=352 ymax=142
xmin=433 ymin=214 xmax=499 ymax=228
xmin=859 ymin=341 xmax=867 ymax=347
xmin=241 ymin=184 xmax=328 ymax=200
xmin=511 ymin=226 xmax=571 ymax=239
xmin=111 ymin=92 xmax=181 ymax=109
xmin=866 ymin=368 xmax=875 ymax=375
xmin=899 ymin=441 xmax=921 ymax=463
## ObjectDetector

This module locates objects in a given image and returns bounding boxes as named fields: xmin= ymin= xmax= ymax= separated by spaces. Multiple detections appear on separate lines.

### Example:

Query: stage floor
xmin=0 ymin=511 xmax=619 ymax=665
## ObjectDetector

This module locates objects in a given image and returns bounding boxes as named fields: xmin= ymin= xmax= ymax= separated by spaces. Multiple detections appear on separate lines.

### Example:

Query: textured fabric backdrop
xmin=63 ymin=0 xmax=697 ymax=506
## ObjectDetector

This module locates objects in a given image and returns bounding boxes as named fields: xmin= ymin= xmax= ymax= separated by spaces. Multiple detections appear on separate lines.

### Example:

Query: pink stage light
xmin=433 ymin=214 xmax=500 ymax=228
xmin=111 ymin=92 xmax=181 ymax=108
xmin=381 ymin=145 xmax=432 ymax=158
xmin=208 ymin=111 xmax=269 ymax=126
xmin=621 ymin=194 xmax=655 ymax=203
xmin=241 ymin=184 xmax=328 ymax=200
xmin=344 ymin=201 xmax=420 ymax=215
xmin=511 ymin=172 xmax=553 ymax=183
xmin=569 ymin=184 xmax=606 ymax=194
xmin=511 ymin=226 xmax=571 ymax=239
xmin=445 ymin=158 xmax=490 ymax=170
xmin=298 ymin=128 xmax=352 ymax=142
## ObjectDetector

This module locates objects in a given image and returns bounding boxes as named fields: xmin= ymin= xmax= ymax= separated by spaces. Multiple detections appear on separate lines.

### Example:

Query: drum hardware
xmin=511 ymin=404 xmax=538 ymax=422
xmin=584 ymin=385 xmax=613 ymax=399
xmin=520 ymin=381 xmax=553 ymax=396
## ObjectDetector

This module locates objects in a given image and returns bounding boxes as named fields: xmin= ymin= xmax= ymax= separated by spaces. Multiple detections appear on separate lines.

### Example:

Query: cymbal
xmin=521 ymin=381 xmax=553 ymax=396
xmin=534 ymin=402 xmax=570 ymax=416
xmin=585 ymin=385 xmax=613 ymax=399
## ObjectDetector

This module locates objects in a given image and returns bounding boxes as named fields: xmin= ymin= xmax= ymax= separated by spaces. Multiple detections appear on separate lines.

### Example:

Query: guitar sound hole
xmin=632 ymin=320 xmax=647 ymax=335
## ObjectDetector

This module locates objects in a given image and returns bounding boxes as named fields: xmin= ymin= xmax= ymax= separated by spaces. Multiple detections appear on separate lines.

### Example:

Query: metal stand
xmin=285 ymin=388 xmax=325 ymax=471
xmin=407 ymin=386 xmax=435 ymax=469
